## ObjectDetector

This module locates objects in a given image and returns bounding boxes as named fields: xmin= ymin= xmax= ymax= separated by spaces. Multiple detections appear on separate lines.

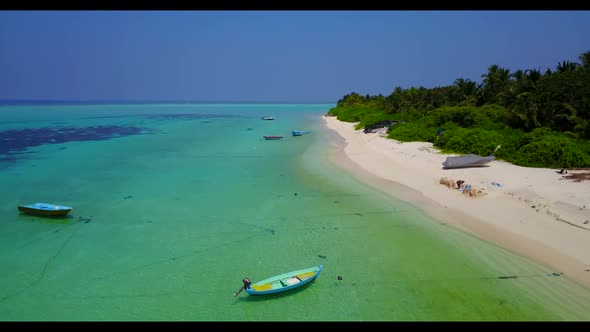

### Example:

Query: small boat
xmin=442 ymin=146 xmax=501 ymax=169
xmin=17 ymin=202 xmax=73 ymax=217
xmin=292 ymin=130 xmax=310 ymax=136
xmin=261 ymin=117 xmax=275 ymax=120
xmin=234 ymin=265 xmax=323 ymax=296
xmin=263 ymin=136 xmax=283 ymax=140
xmin=442 ymin=154 xmax=494 ymax=169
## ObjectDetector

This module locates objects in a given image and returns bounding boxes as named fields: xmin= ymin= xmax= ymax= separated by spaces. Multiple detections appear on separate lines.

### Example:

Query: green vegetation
xmin=326 ymin=51 xmax=590 ymax=168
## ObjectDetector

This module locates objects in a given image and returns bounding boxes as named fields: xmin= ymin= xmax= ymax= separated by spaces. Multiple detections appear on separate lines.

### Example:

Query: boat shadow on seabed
xmin=17 ymin=212 xmax=78 ymax=225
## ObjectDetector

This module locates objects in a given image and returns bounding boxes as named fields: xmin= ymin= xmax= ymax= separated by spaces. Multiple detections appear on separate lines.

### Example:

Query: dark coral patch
xmin=0 ymin=125 xmax=155 ymax=164
xmin=142 ymin=113 xmax=239 ymax=120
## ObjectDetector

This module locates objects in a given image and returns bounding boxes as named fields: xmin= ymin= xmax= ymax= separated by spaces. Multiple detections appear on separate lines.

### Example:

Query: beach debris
xmin=317 ymin=255 xmax=327 ymax=259
xmin=460 ymin=187 xmax=483 ymax=197
xmin=123 ymin=195 xmax=133 ymax=199
xmin=440 ymin=177 xmax=457 ymax=188
xmin=337 ymin=275 xmax=343 ymax=281
xmin=564 ymin=171 xmax=590 ymax=182
xmin=491 ymin=182 xmax=502 ymax=188
xmin=497 ymin=276 xmax=518 ymax=279
xmin=556 ymin=168 xmax=568 ymax=174
xmin=440 ymin=177 xmax=486 ymax=198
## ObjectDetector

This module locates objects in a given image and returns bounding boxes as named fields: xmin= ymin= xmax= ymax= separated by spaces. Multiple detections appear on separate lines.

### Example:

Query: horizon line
xmin=0 ymin=99 xmax=336 ymax=106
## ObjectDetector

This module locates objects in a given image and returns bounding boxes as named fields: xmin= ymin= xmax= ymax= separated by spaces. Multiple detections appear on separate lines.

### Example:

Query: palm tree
xmin=512 ymin=92 xmax=541 ymax=130
xmin=453 ymin=78 xmax=477 ymax=96
xmin=578 ymin=51 xmax=590 ymax=70
xmin=511 ymin=69 xmax=525 ymax=82
xmin=386 ymin=86 xmax=404 ymax=113
xmin=525 ymin=68 xmax=542 ymax=85
xmin=556 ymin=60 xmax=579 ymax=73
xmin=481 ymin=64 xmax=511 ymax=104
xmin=510 ymin=68 xmax=542 ymax=95
xmin=453 ymin=78 xmax=478 ymax=106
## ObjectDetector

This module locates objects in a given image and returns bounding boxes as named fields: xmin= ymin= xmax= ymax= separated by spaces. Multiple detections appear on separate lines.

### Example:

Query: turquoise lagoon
xmin=0 ymin=103 xmax=589 ymax=321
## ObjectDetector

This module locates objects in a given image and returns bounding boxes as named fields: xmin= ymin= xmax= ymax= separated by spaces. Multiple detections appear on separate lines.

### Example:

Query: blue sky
xmin=0 ymin=11 xmax=589 ymax=103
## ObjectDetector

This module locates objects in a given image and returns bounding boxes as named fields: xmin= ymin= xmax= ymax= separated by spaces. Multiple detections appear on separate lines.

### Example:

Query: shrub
xmin=435 ymin=128 xmax=504 ymax=156
xmin=510 ymin=132 xmax=590 ymax=168
xmin=388 ymin=122 xmax=437 ymax=143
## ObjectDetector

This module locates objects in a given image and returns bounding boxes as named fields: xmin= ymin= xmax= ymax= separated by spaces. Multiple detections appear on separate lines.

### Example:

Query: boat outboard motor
xmin=234 ymin=278 xmax=252 ymax=296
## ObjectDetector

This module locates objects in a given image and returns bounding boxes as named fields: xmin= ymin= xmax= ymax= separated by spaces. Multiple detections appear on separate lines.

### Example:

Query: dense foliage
xmin=326 ymin=51 xmax=590 ymax=168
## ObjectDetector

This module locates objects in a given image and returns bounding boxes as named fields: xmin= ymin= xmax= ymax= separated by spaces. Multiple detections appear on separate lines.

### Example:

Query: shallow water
xmin=1 ymin=103 xmax=589 ymax=320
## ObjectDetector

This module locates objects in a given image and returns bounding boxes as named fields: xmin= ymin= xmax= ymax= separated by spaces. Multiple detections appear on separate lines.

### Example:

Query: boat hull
xmin=246 ymin=265 xmax=322 ymax=295
xmin=292 ymin=130 xmax=310 ymax=136
xmin=442 ymin=155 xmax=495 ymax=169
xmin=17 ymin=203 xmax=72 ymax=217
xmin=263 ymin=136 xmax=283 ymax=140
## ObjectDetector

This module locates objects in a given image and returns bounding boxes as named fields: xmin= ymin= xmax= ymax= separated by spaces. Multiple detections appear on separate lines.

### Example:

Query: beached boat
xmin=291 ymin=130 xmax=310 ymax=136
xmin=261 ymin=117 xmax=275 ymax=120
xmin=442 ymin=154 xmax=495 ymax=169
xmin=17 ymin=202 xmax=73 ymax=216
xmin=442 ymin=146 xmax=501 ymax=169
xmin=234 ymin=265 xmax=323 ymax=296
xmin=263 ymin=135 xmax=283 ymax=140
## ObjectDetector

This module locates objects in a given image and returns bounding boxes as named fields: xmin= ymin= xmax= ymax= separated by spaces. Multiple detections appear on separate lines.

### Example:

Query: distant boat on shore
xmin=263 ymin=135 xmax=283 ymax=140
xmin=17 ymin=202 xmax=73 ymax=217
xmin=261 ymin=117 xmax=275 ymax=120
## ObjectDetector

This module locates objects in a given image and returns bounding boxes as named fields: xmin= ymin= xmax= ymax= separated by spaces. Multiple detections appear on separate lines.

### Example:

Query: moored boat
xmin=234 ymin=265 xmax=323 ymax=296
xmin=292 ymin=130 xmax=310 ymax=136
xmin=261 ymin=117 xmax=275 ymax=120
xmin=263 ymin=135 xmax=283 ymax=140
xmin=17 ymin=202 xmax=73 ymax=217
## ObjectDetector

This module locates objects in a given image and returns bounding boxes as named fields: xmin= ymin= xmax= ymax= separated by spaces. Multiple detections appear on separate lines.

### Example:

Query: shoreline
xmin=323 ymin=115 xmax=590 ymax=289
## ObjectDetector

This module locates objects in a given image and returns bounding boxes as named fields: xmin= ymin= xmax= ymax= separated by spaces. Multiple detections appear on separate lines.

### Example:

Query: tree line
xmin=327 ymin=51 xmax=590 ymax=168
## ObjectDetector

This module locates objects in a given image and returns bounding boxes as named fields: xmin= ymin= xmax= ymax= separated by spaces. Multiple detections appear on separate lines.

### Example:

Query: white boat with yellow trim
xmin=234 ymin=265 xmax=322 ymax=296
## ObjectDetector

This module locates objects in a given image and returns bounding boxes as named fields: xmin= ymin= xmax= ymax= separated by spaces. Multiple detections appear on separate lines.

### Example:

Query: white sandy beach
xmin=323 ymin=115 xmax=590 ymax=289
